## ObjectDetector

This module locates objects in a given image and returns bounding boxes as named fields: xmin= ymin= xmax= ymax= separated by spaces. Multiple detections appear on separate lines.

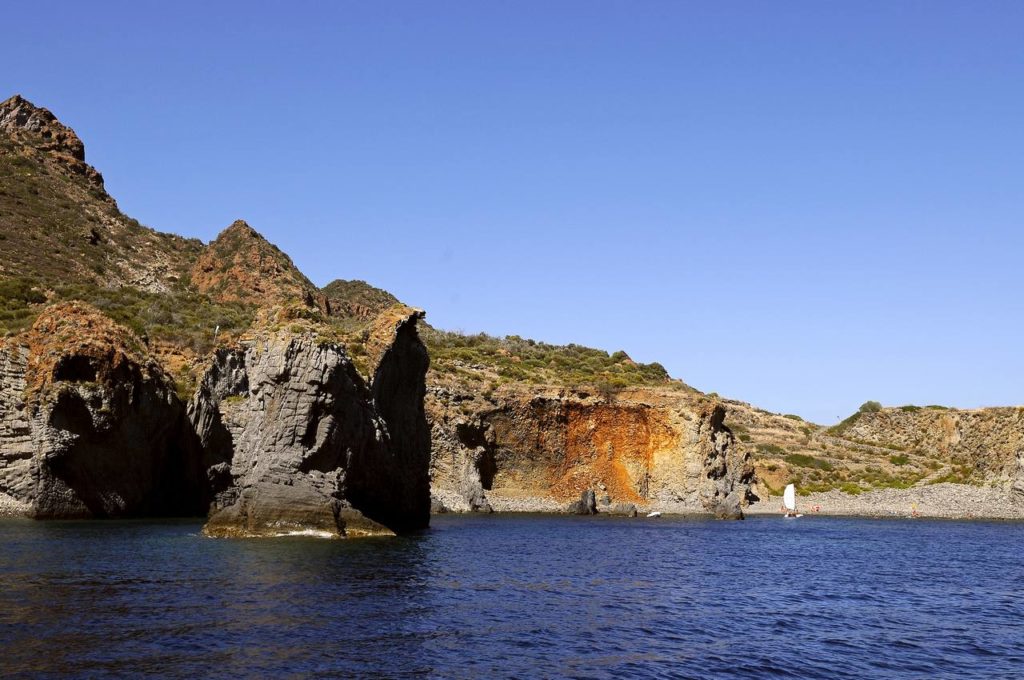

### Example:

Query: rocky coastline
xmin=5 ymin=93 xmax=1024 ymax=533
xmin=747 ymin=483 xmax=1024 ymax=521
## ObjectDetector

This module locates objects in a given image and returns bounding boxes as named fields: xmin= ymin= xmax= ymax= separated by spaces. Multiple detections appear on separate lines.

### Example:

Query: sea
xmin=1 ymin=513 xmax=1022 ymax=678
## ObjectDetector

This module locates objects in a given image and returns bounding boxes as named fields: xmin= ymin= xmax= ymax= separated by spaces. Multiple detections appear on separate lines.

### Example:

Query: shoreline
xmin=5 ymin=484 xmax=1023 ymax=523
xmin=445 ymin=482 xmax=1024 ymax=521
xmin=745 ymin=482 xmax=1024 ymax=521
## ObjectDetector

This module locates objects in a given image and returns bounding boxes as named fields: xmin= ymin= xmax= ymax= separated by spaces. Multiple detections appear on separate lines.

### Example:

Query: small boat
xmin=783 ymin=483 xmax=802 ymax=519
xmin=646 ymin=511 xmax=662 ymax=518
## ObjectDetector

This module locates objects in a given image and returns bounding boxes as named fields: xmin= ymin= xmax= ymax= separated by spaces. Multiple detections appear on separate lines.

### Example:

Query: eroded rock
xmin=0 ymin=303 xmax=202 ymax=518
xmin=189 ymin=306 xmax=431 ymax=537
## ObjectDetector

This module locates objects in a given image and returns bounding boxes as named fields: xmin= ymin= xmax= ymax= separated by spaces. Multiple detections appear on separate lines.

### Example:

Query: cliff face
xmin=0 ymin=303 xmax=202 ymax=518
xmin=428 ymin=383 xmax=753 ymax=518
xmin=188 ymin=307 xmax=430 ymax=537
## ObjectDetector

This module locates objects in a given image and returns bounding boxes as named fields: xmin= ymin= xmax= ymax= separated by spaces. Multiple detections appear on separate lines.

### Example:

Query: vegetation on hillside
xmin=422 ymin=327 xmax=686 ymax=392
xmin=0 ymin=139 xmax=201 ymax=290
xmin=0 ymin=276 xmax=255 ymax=352
xmin=322 ymin=279 xmax=399 ymax=320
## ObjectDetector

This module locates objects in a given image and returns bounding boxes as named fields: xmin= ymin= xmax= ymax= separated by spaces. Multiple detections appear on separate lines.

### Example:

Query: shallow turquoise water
xmin=1 ymin=514 xmax=1022 ymax=678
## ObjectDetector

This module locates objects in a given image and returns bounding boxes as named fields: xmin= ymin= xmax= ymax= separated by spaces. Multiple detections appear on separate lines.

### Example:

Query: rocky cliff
xmin=0 ymin=95 xmax=435 ymax=534
xmin=0 ymin=303 xmax=202 ymax=517
xmin=428 ymin=382 xmax=754 ymax=518
xmin=188 ymin=306 xmax=430 ymax=537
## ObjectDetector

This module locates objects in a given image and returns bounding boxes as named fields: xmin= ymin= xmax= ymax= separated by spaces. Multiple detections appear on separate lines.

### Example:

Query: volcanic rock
xmin=0 ymin=303 xmax=202 ymax=517
xmin=190 ymin=306 xmax=431 ymax=537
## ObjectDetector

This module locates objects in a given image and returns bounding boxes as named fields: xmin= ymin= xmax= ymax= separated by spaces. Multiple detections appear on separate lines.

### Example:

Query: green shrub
xmin=899 ymin=405 xmax=921 ymax=412
xmin=859 ymin=400 xmax=883 ymax=413
xmin=757 ymin=443 xmax=787 ymax=457
xmin=827 ymin=411 xmax=861 ymax=436
xmin=422 ymin=328 xmax=678 ymax=390
xmin=889 ymin=454 xmax=910 ymax=466
xmin=839 ymin=482 xmax=864 ymax=495
xmin=784 ymin=453 xmax=833 ymax=471
xmin=0 ymin=277 xmax=46 ymax=306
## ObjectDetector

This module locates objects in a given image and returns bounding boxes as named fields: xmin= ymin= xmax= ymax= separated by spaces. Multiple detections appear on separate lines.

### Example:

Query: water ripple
xmin=0 ymin=515 xmax=1022 ymax=677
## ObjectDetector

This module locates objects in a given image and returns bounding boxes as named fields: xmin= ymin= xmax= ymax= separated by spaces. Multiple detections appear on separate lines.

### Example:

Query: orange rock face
xmin=558 ymin=404 xmax=679 ymax=502
xmin=428 ymin=385 xmax=753 ymax=515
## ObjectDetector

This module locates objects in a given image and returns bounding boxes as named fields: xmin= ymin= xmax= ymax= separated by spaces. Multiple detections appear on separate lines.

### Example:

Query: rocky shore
xmin=747 ymin=483 xmax=1024 ymax=520
xmin=433 ymin=482 xmax=1024 ymax=521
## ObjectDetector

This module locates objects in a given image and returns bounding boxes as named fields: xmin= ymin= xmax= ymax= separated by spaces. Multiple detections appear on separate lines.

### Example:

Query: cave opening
xmin=53 ymin=355 xmax=98 ymax=383
xmin=477 ymin=449 xmax=497 ymax=491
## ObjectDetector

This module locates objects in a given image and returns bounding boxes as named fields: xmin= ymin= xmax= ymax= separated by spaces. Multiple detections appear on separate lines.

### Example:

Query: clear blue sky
xmin=4 ymin=2 xmax=1023 ymax=423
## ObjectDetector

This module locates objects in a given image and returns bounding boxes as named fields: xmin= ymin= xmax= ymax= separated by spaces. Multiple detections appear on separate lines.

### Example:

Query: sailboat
xmin=783 ymin=483 xmax=802 ymax=519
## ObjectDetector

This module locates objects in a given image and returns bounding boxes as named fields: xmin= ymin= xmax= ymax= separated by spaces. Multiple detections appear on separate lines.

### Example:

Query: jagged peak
xmin=215 ymin=219 xmax=261 ymax=241
xmin=192 ymin=219 xmax=328 ymax=313
xmin=0 ymin=93 xmax=86 ymax=162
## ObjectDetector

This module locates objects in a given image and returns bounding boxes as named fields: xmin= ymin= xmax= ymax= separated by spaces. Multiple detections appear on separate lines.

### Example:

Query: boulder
xmin=713 ymin=490 xmax=746 ymax=520
xmin=605 ymin=502 xmax=638 ymax=517
xmin=568 ymin=489 xmax=598 ymax=515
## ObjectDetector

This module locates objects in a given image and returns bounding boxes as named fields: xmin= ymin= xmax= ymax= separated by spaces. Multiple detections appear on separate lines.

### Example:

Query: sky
xmin=3 ymin=1 xmax=1023 ymax=423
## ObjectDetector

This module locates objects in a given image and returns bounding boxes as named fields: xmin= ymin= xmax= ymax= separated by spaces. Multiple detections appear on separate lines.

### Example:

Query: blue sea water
xmin=1 ymin=514 xmax=1022 ymax=679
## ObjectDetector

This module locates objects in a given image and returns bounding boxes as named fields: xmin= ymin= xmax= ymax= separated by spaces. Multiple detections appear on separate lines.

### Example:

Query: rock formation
xmin=0 ymin=94 xmax=101 ymax=187
xmin=0 ymin=303 xmax=202 ymax=518
xmin=188 ymin=306 xmax=430 ymax=537
xmin=191 ymin=220 xmax=329 ymax=313
xmin=1 ymin=93 xmax=759 ymax=529
xmin=427 ymin=384 xmax=755 ymax=518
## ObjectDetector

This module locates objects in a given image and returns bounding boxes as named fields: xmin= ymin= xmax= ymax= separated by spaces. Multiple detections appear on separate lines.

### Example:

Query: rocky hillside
xmin=723 ymin=397 xmax=1024 ymax=506
xmin=322 ymin=279 xmax=399 ymax=323
xmin=0 ymin=95 xmax=202 ymax=299
xmin=0 ymin=95 xmax=432 ymax=536
xmin=0 ymin=94 xmax=757 ymax=524
xmin=192 ymin=219 xmax=329 ymax=313
xmin=422 ymin=329 xmax=753 ymax=517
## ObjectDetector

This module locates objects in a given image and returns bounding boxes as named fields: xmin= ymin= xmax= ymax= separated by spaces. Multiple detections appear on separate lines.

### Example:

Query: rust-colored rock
xmin=191 ymin=220 xmax=329 ymax=313
xmin=428 ymin=384 xmax=754 ymax=517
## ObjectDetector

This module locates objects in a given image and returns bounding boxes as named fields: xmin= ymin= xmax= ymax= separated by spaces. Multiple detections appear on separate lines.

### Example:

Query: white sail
xmin=783 ymin=484 xmax=796 ymax=511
